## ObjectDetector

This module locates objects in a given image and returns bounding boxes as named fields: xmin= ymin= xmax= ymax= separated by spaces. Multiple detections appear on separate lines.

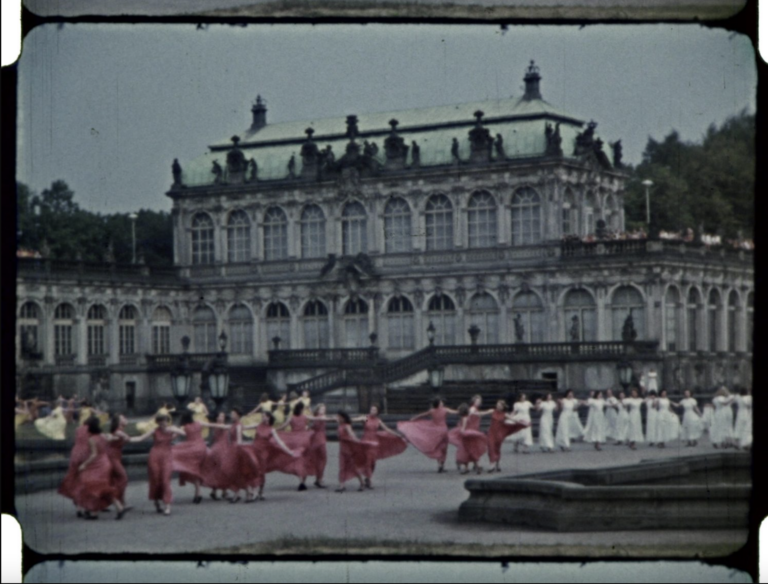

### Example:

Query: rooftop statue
xmin=494 ymin=134 xmax=505 ymax=159
xmin=545 ymin=123 xmax=563 ymax=157
xmin=451 ymin=137 xmax=461 ymax=164
xmin=410 ymin=141 xmax=421 ymax=168
xmin=211 ymin=160 xmax=223 ymax=184
xmin=610 ymin=140 xmax=623 ymax=168
xmin=171 ymin=158 xmax=182 ymax=188
xmin=468 ymin=110 xmax=492 ymax=163
xmin=247 ymin=158 xmax=258 ymax=182
xmin=622 ymin=311 xmax=638 ymax=343
xmin=384 ymin=119 xmax=408 ymax=169
xmin=287 ymin=154 xmax=296 ymax=179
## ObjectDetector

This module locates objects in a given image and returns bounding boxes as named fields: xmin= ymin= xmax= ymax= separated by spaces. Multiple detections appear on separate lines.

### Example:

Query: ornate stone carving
xmin=468 ymin=111 xmax=492 ymax=163
xmin=384 ymin=119 xmax=408 ymax=170
xmin=300 ymin=128 xmax=320 ymax=180
xmin=545 ymin=123 xmax=563 ymax=157
xmin=226 ymin=136 xmax=247 ymax=184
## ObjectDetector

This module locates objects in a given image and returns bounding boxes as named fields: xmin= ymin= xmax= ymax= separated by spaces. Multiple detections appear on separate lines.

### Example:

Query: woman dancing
xmin=221 ymin=408 xmax=263 ymax=503
xmin=241 ymin=393 xmax=272 ymax=439
xmin=655 ymin=389 xmax=681 ymax=448
xmin=34 ymin=401 xmax=68 ymax=440
xmin=710 ymin=387 xmax=736 ymax=449
xmin=173 ymin=411 xmax=228 ymax=503
xmin=305 ymin=404 xmax=335 ymax=488
xmin=353 ymin=405 xmax=408 ymax=488
xmin=624 ymin=389 xmax=645 ymax=450
xmin=187 ymin=397 xmax=211 ymax=439
xmin=275 ymin=402 xmax=316 ymax=491
xmin=535 ymin=394 xmax=557 ymax=452
xmin=555 ymin=390 xmax=581 ymax=452
xmin=676 ymin=390 xmax=703 ymax=447
xmin=507 ymin=394 xmax=534 ymax=454
xmin=335 ymin=411 xmax=377 ymax=493
xmin=583 ymin=391 xmax=607 ymax=450
xmin=613 ymin=391 xmax=630 ymax=445
xmin=733 ymin=387 xmax=752 ymax=450
xmin=448 ymin=403 xmax=490 ymax=475
xmin=246 ymin=411 xmax=302 ymax=498
xmin=199 ymin=411 xmax=231 ymax=501
xmin=106 ymin=414 xmax=131 ymax=509
xmin=58 ymin=415 xmax=95 ymax=516
xmin=604 ymin=389 xmax=619 ymax=442
xmin=135 ymin=403 xmax=175 ymax=435
xmin=487 ymin=399 xmax=530 ymax=472
xmin=397 ymin=397 xmax=457 ymax=473
xmin=644 ymin=390 xmax=659 ymax=446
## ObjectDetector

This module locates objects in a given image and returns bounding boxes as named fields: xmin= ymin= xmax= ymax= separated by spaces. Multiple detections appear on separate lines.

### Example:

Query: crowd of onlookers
xmin=562 ymin=227 xmax=753 ymax=250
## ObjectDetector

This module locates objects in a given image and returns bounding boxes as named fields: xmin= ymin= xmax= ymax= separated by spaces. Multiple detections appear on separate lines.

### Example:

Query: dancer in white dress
xmin=733 ymin=388 xmax=752 ymax=450
xmin=644 ymin=390 xmax=659 ymax=446
xmin=535 ymin=394 xmax=556 ymax=452
xmin=710 ymin=387 xmax=736 ymax=448
xmin=555 ymin=390 xmax=581 ymax=451
xmin=580 ymin=391 xmax=595 ymax=439
xmin=700 ymin=402 xmax=715 ymax=435
xmin=624 ymin=389 xmax=645 ymax=450
xmin=655 ymin=389 xmax=681 ymax=448
xmin=604 ymin=389 xmax=619 ymax=441
xmin=675 ymin=389 xmax=703 ymax=447
xmin=583 ymin=391 xmax=607 ymax=450
xmin=509 ymin=394 xmax=534 ymax=453
xmin=613 ymin=391 xmax=630 ymax=445
xmin=646 ymin=369 xmax=659 ymax=393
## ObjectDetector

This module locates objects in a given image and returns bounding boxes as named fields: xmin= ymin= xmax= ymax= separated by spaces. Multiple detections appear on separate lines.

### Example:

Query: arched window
xmin=427 ymin=294 xmax=456 ymax=345
xmin=343 ymin=298 xmax=369 ymax=348
xmin=583 ymin=191 xmax=596 ymax=236
xmin=227 ymin=210 xmax=251 ymax=263
xmin=564 ymin=290 xmax=596 ymax=342
xmin=707 ymin=289 xmax=721 ymax=352
xmin=664 ymin=287 xmax=681 ymax=352
xmin=300 ymin=205 xmax=326 ymax=259
xmin=611 ymin=286 xmax=645 ymax=341
xmin=266 ymin=302 xmax=291 ymax=349
xmin=191 ymin=213 xmax=215 ymax=265
xmin=54 ymin=303 xmax=75 ymax=357
xmin=425 ymin=194 xmax=453 ymax=251
xmin=193 ymin=306 xmax=217 ymax=353
xmin=87 ymin=305 xmax=107 ymax=357
xmin=152 ymin=306 xmax=172 ymax=355
xmin=264 ymin=207 xmax=288 ymax=261
xmin=229 ymin=304 xmax=253 ymax=355
xmin=384 ymin=198 xmax=412 ymax=253
xmin=119 ymin=305 xmax=138 ymax=355
xmin=687 ymin=288 xmax=701 ymax=352
xmin=511 ymin=188 xmax=541 ymax=245
xmin=727 ymin=291 xmax=740 ymax=353
xmin=747 ymin=292 xmax=754 ymax=353
xmin=342 ymin=202 xmax=367 ymax=256
xmin=387 ymin=296 xmax=415 ymax=350
xmin=303 ymin=300 xmax=329 ymax=349
xmin=562 ymin=189 xmax=577 ymax=237
xmin=467 ymin=191 xmax=497 ymax=248
xmin=19 ymin=302 xmax=41 ymax=357
xmin=468 ymin=293 xmax=500 ymax=344
xmin=512 ymin=292 xmax=544 ymax=344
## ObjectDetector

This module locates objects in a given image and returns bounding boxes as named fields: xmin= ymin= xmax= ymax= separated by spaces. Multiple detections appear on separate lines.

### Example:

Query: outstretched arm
xmin=129 ymin=429 xmax=155 ymax=443
xmin=350 ymin=415 xmax=367 ymax=423
xmin=378 ymin=419 xmax=404 ymax=438
xmin=270 ymin=430 xmax=298 ymax=457
xmin=199 ymin=421 xmax=230 ymax=430
xmin=410 ymin=410 xmax=431 ymax=422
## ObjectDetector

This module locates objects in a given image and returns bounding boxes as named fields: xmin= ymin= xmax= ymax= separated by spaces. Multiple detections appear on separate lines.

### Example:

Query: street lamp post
xmin=129 ymin=213 xmax=138 ymax=264
xmin=170 ymin=336 xmax=192 ymax=407
xmin=427 ymin=364 xmax=445 ymax=392
xmin=208 ymin=331 xmax=230 ymax=416
xmin=641 ymin=180 xmax=653 ymax=227
xmin=617 ymin=360 xmax=633 ymax=393
xmin=427 ymin=321 xmax=436 ymax=346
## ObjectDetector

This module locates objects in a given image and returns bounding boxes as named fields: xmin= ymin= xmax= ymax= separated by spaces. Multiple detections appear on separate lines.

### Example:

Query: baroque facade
xmin=16 ymin=63 xmax=754 ymax=412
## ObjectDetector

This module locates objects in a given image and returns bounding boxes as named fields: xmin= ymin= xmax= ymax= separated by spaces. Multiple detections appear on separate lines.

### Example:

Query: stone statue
xmin=287 ymin=154 xmax=296 ymax=178
xmin=494 ymin=134 xmax=505 ymax=159
xmin=574 ymin=121 xmax=597 ymax=156
xmin=384 ymin=119 xmax=408 ymax=168
xmin=325 ymin=145 xmax=335 ymax=164
xmin=363 ymin=141 xmax=375 ymax=157
xmin=610 ymin=140 xmax=623 ymax=168
xmin=211 ymin=160 xmax=223 ymax=184
xmin=514 ymin=313 xmax=525 ymax=343
xmin=570 ymin=315 xmax=580 ymax=342
xmin=248 ymin=158 xmax=258 ymax=182
xmin=451 ymin=137 xmax=461 ymax=164
xmin=595 ymin=218 xmax=607 ymax=240
xmin=346 ymin=115 xmax=359 ymax=139
xmin=622 ymin=311 xmax=638 ymax=342
xmin=468 ymin=110 xmax=492 ymax=162
xmin=300 ymin=128 xmax=320 ymax=178
xmin=171 ymin=158 xmax=182 ymax=187
xmin=411 ymin=141 xmax=421 ymax=167
xmin=545 ymin=123 xmax=563 ymax=157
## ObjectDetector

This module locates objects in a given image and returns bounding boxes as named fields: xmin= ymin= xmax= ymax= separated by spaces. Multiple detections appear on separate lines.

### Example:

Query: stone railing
xmin=17 ymin=258 xmax=180 ymax=283
xmin=269 ymin=347 xmax=378 ymax=368
xmin=561 ymin=238 xmax=753 ymax=261
xmin=145 ymin=352 xmax=223 ymax=371
xmin=54 ymin=354 xmax=77 ymax=366
xmin=87 ymin=355 xmax=108 ymax=367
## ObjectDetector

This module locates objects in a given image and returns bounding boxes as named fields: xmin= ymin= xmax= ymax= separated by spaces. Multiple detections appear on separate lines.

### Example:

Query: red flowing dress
xmin=172 ymin=422 xmax=208 ymax=486
xmin=276 ymin=414 xmax=313 ymax=479
xmin=73 ymin=434 xmax=118 ymax=512
xmin=107 ymin=433 xmax=129 ymax=504
xmin=147 ymin=428 xmax=175 ymax=504
xmin=58 ymin=425 xmax=91 ymax=501
xmin=448 ymin=412 xmax=488 ymax=465
xmin=224 ymin=423 xmax=263 ymax=491
xmin=337 ymin=423 xmax=377 ymax=483
xmin=307 ymin=419 xmax=328 ymax=482
xmin=487 ymin=410 xmax=528 ymax=464
xmin=396 ymin=406 xmax=449 ymax=462
xmin=363 ymin=416 xmax=408 ymax=470
xmin=200 ymin=427 xmax=229 ymax=490
xmin=252 ymin=422 xmax=307 ymax=479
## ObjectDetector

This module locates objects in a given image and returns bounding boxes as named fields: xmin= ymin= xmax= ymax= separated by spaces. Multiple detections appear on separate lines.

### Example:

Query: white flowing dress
xmin=555 ymin=398 xmax=580 ymax=448
xmin=568 ymin=399 xmax=585 ymax=440
xmin=656 ymin=397 xmax=681 ymax=443
xmin=680 ymin=397 xmax=703 ymax=441
xmin=710 ymin=396 xmax=735 ymax=445
xmin=604 ymin=396 xmax=619 ymax=439
xmin=614 ymin=399 xmax=630 ymax=442
xmin=645 ymin=397 xmax=659 ymax=443
xmin=583 ymin=398 xmax=607 ymax=443
xmin=733 ymin=395 xmax=752 ymax=448
xmin=701 ymin=405 xmax=715 ymax=433
xmin=625 ymin=397 xmax=645 ymax=444
xmin=509 ymin=401 xmax=534 ymax=446
xmin=537 ymin=401 xmax=556 ymax=450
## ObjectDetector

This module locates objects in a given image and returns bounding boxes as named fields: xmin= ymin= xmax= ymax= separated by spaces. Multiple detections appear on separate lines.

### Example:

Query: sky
xmin=16 ymin=23 xmax=756 ymax=214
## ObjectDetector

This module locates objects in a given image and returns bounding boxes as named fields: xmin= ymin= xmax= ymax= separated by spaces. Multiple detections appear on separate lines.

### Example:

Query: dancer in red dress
xmin=335 ymin=411 xmax=378 ymax=493
xmin=448 ymin=402 xmax=490 ymax=474
xmin=275 ymin=401 xmax=319 ymax=491
xmin=353 ymin=405 xmax=407 ymax=489
xmin=105 ymin=414 xmax=131 ymax=508
xmin=73 ymin=417 xmax=129 ymax=519
xmin=58 ymin=415 xmax=96 ymax=516
xmin=397 ymin=398 xmax=457 ymax=472
xmin=486 ymin=400 xmax=530 ymax=473
xmin=130 ymin=414 xmax=185 ymax=515
xmin=245 ymin=411 xmax=302 ymax=499
xmin=172 ymin=411 xmax=228 ymax=504
xmin=305 ymin=403 xmax=335 ymax=488
xmin=219 ymin=408 xmax=263 ymax=503
xmin=199 ymin=411 xmax=233 ymax=501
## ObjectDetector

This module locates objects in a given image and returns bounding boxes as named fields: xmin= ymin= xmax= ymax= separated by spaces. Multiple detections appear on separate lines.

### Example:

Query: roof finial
xmin=523 ymin=60 xmax=542 ymax=101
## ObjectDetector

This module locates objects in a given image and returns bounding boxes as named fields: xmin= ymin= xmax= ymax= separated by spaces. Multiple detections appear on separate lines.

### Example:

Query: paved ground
xmin=16 ymin=437 xmax=748 ymax=557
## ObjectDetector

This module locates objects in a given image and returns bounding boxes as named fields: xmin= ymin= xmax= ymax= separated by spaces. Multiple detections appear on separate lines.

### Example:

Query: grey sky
xmin=17 ymin=24 xmax=756 ymax=214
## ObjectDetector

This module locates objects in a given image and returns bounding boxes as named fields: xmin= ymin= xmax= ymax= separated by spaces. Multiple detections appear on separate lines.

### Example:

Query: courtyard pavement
xmin=15 ymin=437 xmax=749 ymax=557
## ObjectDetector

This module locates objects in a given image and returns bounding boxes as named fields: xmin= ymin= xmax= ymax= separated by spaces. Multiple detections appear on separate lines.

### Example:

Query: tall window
xmin=191 ymin=213 xmax=215 ymax=265
xmin=303 ymin=300 xmax=330 ymax=349
xmin=152 ymin=307 xmax=172 ymax=355
xmin=427 ymin=294 xmax=456 ymax=345
xmin=118 ymin=305 xmax=137 ymax=355
xmin=264 ymin=207 xmax=288 ymax=261
xmin=87 ymin=305 xmax=107 ymax=356
xmin=564 ymin=290 xmax=596 ymax=342
xmin=511 ymin=188 xmax=541 ymax=245
xmin=266 ymin=302 xmax=291 ymax=349
xmin=583 ymin=192 xmax=596 ymax=236
xmin=746 ymin=292 xmax=753 ymax=352
xmin=384 ymin=198 xmax=412 ymax=253
xmin=344 ymin=298 xmax=369 ymax=348
xmin=229 ymin=304 xmax=253 ymax=355
xmin=708 ymin=289 xmax=721 ymax=353
xmin=467 ymin=191 xmax=497 ymax=248
xmin=227 ymin=210 xmax=251 ymax=263
xmin=342 ymin=202 xmax=367 ymax=255
xmin=54 ymin=303 xmax=75 ymax=356
xmin=300 ymin=205 xmax=326 ymax=258
xmin=727 ymin=291 xmax=740 ymax=353
xmin=664 ymin=287 xmax=680 ymax=352
xmin=611 ymin=286 xmax=645 ymax=341
xmin=512 ymin=292 xmax=544 ymax=344
xmin=468 ymin=293 xmax=500 ymax=344
xmin=193 ymin=306 xmax=217 ymax=353
xmin=387 ymin=296 xmax=415 ymax=350
xmin=19 ymin=302 xmax=41 ymax=357
xmin=425 ymin=194 xmax=454 ymax=251
xmin=687 ymin=288 xmax=701 ymax=352
xmin=562 ymin=189 xmax=577 ymax=236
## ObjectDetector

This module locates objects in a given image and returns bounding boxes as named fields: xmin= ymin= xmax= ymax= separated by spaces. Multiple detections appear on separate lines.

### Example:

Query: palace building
xmin=16 ymin=63 xmax=754 ymax=413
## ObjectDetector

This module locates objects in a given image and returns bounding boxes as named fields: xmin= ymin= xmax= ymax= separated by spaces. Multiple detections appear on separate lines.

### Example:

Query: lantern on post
xmin=170 ymin=336 xmax=192 ymax=407
xmin=427 ymin=364 xmax=445 ymax=392
xmin=427 ymin=321 xmax=436 ymax=346
xmin=617 ymin=360 xmax=633 ymax=392
xmin=209 ymin=331 xmax=230 ymax=415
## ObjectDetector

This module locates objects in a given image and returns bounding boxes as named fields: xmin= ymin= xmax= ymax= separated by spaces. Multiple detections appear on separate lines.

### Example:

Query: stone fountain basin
xmin=458 ymin=452 xmax=751 ymax=531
